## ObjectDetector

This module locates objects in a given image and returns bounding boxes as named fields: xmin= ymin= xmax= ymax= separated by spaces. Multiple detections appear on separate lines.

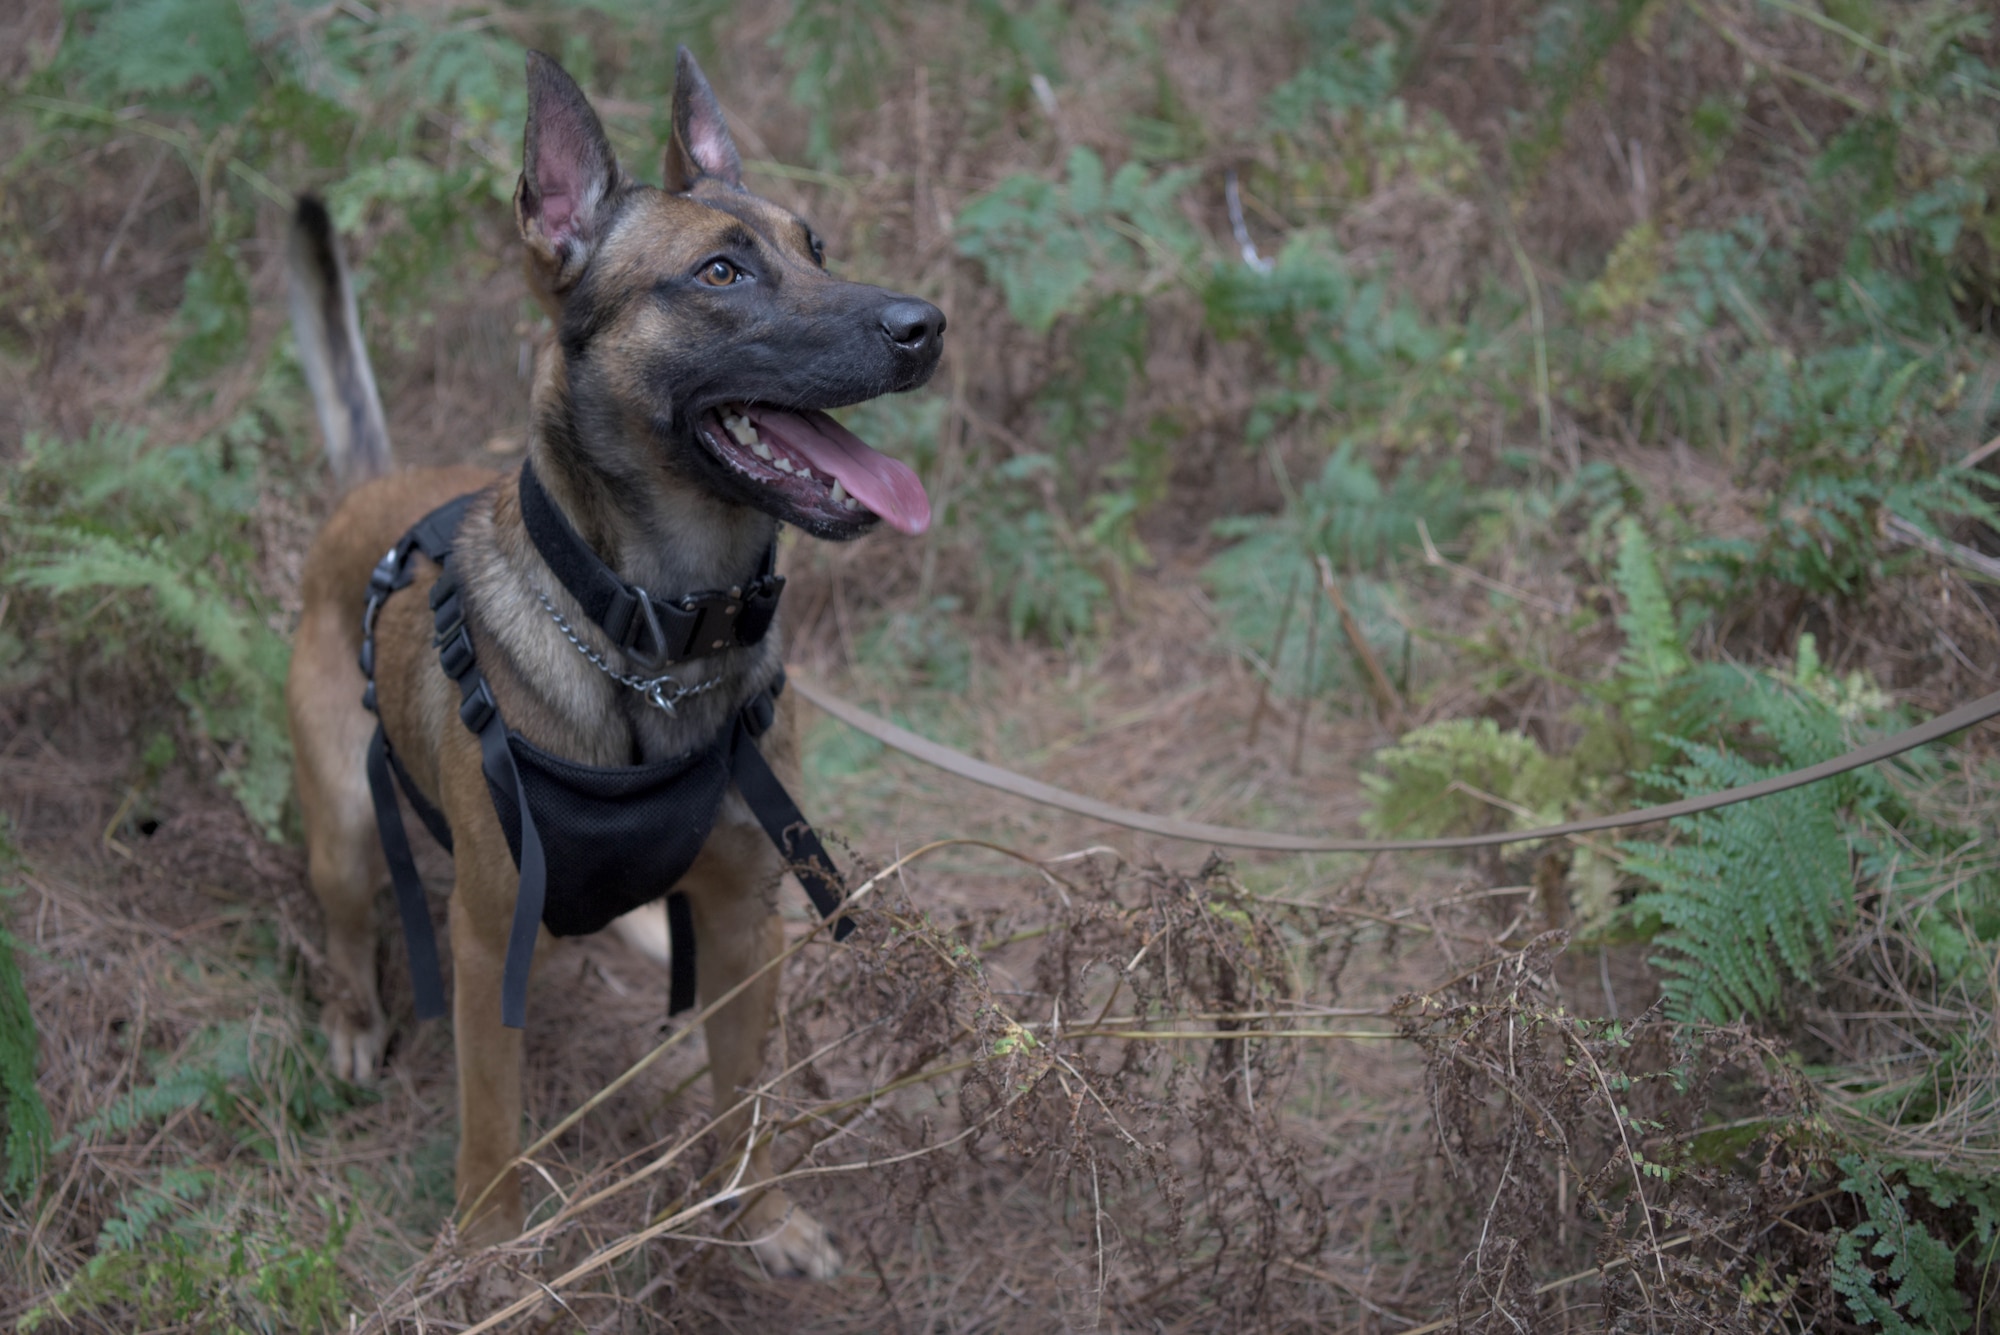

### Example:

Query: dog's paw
xmin=744 ymin=1198 xmax=841 ymax=1280
xmin=325 ymin=1012 xmax=387 ymax=1083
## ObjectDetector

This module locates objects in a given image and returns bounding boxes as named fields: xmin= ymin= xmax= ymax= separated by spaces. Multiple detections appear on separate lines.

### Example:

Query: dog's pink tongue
xmin=748 ymin=408 xmax=932 ymax=535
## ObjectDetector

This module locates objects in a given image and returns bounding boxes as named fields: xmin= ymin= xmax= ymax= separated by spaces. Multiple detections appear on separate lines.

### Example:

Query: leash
xmin=787 ymin=674 xmax=2000 ymax=854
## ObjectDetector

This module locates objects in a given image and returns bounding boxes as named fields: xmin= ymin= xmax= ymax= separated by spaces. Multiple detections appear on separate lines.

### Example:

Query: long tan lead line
xmin=787 ymin=674 xmax=2000 ymax=855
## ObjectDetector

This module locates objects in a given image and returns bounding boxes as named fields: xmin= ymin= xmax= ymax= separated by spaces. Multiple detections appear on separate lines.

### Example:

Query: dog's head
xmin=515 ymin=50 xmax=942 ymax=539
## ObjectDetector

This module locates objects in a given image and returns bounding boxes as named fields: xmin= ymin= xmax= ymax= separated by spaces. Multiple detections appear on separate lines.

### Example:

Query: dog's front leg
xmin=680 ymin=817 xmax=842 ymax=1279
xmin=448 ymin=843 xmax=529 ymax=1246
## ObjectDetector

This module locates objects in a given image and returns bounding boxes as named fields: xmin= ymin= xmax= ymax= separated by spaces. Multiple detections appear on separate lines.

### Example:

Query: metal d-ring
xmin=624 ymin=585 xmax=672 ymax=670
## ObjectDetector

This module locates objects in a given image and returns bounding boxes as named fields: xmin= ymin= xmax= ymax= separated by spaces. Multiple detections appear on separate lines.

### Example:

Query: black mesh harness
xmin=361 ymin=464 xmax=851 ymax=1030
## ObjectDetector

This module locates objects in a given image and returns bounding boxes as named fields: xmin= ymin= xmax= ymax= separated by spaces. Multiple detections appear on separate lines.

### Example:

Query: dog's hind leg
xmin=289 ymin=605 xmax=389 ymax=1082
xmin=678 ymin=808 xmax=842 ymax=1280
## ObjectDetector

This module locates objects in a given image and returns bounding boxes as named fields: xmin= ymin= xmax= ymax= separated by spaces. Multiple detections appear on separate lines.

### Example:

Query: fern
xmin=975 ymin=457 xmax=1109 ymax=644
xmin=1610 ymin=516 xmax=1688 ymax=710
xmin=2 ymin=425 xmax=293 ymax=836
xmin=1625 ymin=742 xmax=1855 ymax=1023
xmin=20 ymin=1162 xmax=353 ymax=1333
xmin=65 ymin=1023 xmax=261 ymax=1148
xmin=8 ymin=525 xmax=292 ymax=835
xmin=1363 ymin=718 xmax=1577 ymax=839
xmin=773 ymin=0 xmax=897 ymax=167
xmin=956 ymin=146 xmax=1201 ymax=335
xmin=169 ymin=240 xmax=252 ymax=383
xmin=0 ymin=875 xmax=49 ymax=1200
xmin=96 ymin=1165 xmax=216 ymax=1255
xmin=1833 ymin=1155 xmax=1976 ymax=1334
xmin=64 ymin=1018 xmax=350 ymax=1157
xmin=65 ymin=0 xmax=260 ymax=126
xmin=1205 ymin=442 xmax=1463 ymax=699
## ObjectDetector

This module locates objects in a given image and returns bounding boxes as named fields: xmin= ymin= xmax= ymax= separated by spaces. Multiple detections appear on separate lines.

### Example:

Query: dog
xmin=285 ymin=47 xmax=942 ymax=1275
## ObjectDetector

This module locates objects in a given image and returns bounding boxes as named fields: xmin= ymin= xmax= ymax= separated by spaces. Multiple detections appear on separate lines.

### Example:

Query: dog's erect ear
xmin=663 ymin=46 xmax=742 ymax=192
xmin=517 ymin=51 xmax=621 ymax=290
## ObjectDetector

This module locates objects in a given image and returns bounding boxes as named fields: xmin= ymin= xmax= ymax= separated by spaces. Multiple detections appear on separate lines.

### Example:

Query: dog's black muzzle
xmin=875 ymin=294 xmax=945 ymax=390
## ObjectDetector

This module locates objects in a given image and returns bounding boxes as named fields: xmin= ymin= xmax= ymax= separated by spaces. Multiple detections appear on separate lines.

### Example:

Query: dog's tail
xmin=287 ymin=195 xmax=390 ymax=488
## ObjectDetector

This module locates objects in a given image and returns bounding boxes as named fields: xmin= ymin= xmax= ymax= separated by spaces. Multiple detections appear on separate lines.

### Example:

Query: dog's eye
xmin=807 ymin=232 xmax=825 ymax=267
xmin=697 ymin=259 xmax=742 ymax=287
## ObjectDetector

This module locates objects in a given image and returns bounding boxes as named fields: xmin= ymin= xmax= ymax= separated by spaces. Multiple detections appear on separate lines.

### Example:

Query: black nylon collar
xmin=518 ymin=459 xmax=783 ymax=667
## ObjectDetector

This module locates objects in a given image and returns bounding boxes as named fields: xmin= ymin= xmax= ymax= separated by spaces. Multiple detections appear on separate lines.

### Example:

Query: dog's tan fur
xmin=284 ymin=49 xmax=939 ymax=1277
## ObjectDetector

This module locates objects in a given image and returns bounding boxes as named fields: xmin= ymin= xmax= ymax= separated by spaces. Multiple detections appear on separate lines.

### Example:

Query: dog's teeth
xmin=740 ymin=423 xmax=761 ymax=445
xmin=843 ymin=497 xmax=861 ymax=510
xmin=774 ymin=456 xmax=794 ymax=473
xmin=752 ymin=441 xmax=773 ymax=461
xmin=829 ymin=479 xmax=848 ymax=504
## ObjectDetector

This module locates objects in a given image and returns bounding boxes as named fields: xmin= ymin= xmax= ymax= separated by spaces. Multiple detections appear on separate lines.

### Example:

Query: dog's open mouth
xmin=699 ymin=405 xmax=931 ymax=536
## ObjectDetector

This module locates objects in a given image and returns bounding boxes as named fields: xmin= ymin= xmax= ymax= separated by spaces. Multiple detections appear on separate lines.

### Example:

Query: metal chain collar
xmin=534 ymin=587 xmax=724 ymax=714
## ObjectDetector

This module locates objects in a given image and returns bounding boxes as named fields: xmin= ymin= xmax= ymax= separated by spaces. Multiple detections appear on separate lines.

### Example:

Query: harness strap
xmin=360 ymin=493 xmax=477 ymax=1023
xmin=467 ymin=680 xmax=549 ymax=1032
xmin=734 ymin=680 xmax=854 ymax=942
xmin=384 ymin=741 xmax=453 ymax=850
xmin=367 ymin=725 xmax=448 ymax=1020
xmin=519 ymin=461 xmax=784 ymax=665
xmin=666 ymin=892 xmax=697 ymax=1015
xmin=427 ymin=563 xmax=549 ymax=1031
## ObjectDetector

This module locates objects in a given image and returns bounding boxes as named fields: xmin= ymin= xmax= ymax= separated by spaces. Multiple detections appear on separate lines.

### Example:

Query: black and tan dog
xmin=286 ymin=48 xmax=941 ymax=1274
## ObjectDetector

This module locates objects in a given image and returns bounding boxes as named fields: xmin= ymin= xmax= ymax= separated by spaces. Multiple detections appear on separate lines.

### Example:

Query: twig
xmin=1065 ymin=1027 xmax=1402 ymax=1041
xmin=1500 ymin=216 xmax=1557 ymax=470
xmin=1417 ymin=518 xmax=1567 ymax=615
xmin=1570 ymin=1033 xmax=1668 ymax=1285
xmin=455 ymin=1118 xmax=1007 ymax=1335
xmin=1688 ymin=1 xmax=1874 ymax=115
xmin=12 ymin=94 xmax=291 ymax=206
xmin=1290 ymin=564 xmax=1320 ymax=774
xmin=460 ymin=837 xmax=1060 ymax=1225
xmin=1758 ymin=0 xmax=2000 ymax=105
xmin=1317 ymin=553 xmax=1405 ymax=731
xmin=1881 ymin=512 xmax=2000 ymax=584
xmin=1247 ymin=567 xmax=1301 ymax=748
xmin=1957 ymin=433 xmax=2000 ymax=473
xmin=1391 ymin=1235 xmax=1694 ymax=1335
xmin=1276 ymin=1256 xmax=1415 ymax=1321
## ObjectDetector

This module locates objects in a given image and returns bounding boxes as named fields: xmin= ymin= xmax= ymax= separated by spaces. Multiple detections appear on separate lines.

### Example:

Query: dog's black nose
xmin=879 ymin=299 xmax=944 ymax=353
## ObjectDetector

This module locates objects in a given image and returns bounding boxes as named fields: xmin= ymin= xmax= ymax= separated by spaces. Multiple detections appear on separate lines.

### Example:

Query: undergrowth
xmin=1 ymin=408 xmax=298 ymax=838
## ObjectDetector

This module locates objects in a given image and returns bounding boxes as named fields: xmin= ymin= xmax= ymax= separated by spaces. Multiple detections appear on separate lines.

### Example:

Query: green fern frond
xmin=0 ymin=920 xmax=50 ymax=1201
xmin=0 ymin=827 xmax=49 ymax=1202
xmin=1833 ymin=1155 xmax=1975 ymax=1334
xmin=1627 ymin=741 xmax=1854 ymax=1024
xmin=95 ymin=1165 xmax=215 ymax=1255
xmin=64 ymin=1023 xmax=260 ymax=1148
xmin=3 ymin=426 xmax=293 ymax=836
xmin=1610 ymin=516 xmax=1688 ymax=710
xmin=1363 ymin=718 xmax=1576 ymax=839
xmin=956 ymin=147 xmax=1201 ymax=334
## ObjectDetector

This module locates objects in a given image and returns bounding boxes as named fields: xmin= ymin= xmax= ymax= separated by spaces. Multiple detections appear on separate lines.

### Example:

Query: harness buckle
xmin=438 ymin=625 xmax=477 ymax=680
xmin=677 ymin=589 xmax=745 ymax=656
xmin=459 ymin=680 xmax=497 ymax=733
